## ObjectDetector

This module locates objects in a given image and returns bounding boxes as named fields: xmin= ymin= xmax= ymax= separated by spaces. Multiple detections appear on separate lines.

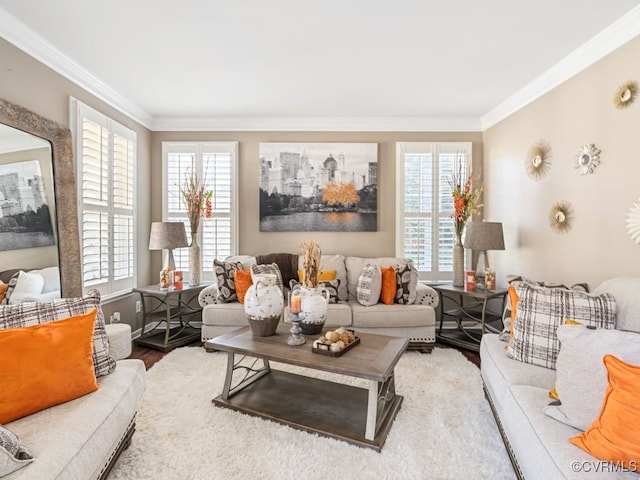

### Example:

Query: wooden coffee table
xmin=205 ymin=327 xmax=408 ymax=451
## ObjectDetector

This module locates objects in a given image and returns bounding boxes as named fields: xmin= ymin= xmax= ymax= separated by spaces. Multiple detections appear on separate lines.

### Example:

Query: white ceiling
xmin=1 ymin=1 xmax=640 ymax=131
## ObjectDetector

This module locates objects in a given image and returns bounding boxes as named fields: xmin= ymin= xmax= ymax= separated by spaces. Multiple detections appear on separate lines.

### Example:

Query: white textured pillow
xmin=8 ymin=271 xmax=44 ymax=304
xmin=507 ymin=283 xmax=616 ymax=369
xmin=544 ymin=325 xmax=640 ymax=431
xmin=356 ymin=263 xmax=382 ymax=307
xmin=0 ymin=424 xmax=33 ymax=476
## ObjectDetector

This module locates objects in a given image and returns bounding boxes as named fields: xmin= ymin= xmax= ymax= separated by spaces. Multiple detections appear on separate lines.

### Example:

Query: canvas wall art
xmin=0 ymin=159 xmax=55 ymax=251
xmin=259 ymin=142 xmax=378 ymax=232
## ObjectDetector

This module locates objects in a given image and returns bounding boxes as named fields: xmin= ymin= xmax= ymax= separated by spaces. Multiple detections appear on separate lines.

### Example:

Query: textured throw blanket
xmin=255 ymin=253 xmax=299 ymax=286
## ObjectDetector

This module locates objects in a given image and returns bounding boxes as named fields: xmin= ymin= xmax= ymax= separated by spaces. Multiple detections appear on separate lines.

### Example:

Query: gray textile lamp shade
xmin=463 ymin=221 xmax=505 ymax=272
xmin=149 ymin=222 xmax=188 ymax=270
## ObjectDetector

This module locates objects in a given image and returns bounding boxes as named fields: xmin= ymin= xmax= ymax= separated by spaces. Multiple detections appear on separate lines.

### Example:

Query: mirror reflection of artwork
xmin=259 ymin=142 xmax=378 ymax=232
xmin=0 ymin=160 xmax=55 ymax=251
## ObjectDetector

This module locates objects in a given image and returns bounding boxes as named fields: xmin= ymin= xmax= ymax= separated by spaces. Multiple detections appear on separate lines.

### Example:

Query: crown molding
xmin=481 ymin=5 xmax=640 ymax=130
xmin=150 ymin=116 xmax=483 ymax=132
xmin=0 ymin=8 xmax=153 ymax=129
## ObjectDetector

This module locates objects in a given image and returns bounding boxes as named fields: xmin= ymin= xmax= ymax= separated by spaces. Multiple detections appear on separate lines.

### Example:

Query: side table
xmin=134 ymin=283 xmax=210 ymax=352
xmin=432 ymin=283 xmax=508 ymax=352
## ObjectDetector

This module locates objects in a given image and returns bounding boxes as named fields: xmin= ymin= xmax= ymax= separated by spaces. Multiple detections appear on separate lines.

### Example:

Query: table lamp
xmin=148 ymin=221 xmax=188 ymax=270
xmin=463 ymin=221 xmax=505 ymax=276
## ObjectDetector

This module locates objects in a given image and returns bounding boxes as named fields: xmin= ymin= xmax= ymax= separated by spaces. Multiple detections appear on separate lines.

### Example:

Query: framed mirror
xmin=0 ymin=98 xmax=82 ymax=297
xmin=575 ymin=144 xmax=601 ymax=175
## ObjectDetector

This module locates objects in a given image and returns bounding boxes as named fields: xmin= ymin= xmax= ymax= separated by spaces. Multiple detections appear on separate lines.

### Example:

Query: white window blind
xmin=163 ymin=142 xmax=238 ymax=282
xmin=71 ymin=98 xmax=136 ymax=297
xmin=396 ymin=142 xmax=472 ymax=282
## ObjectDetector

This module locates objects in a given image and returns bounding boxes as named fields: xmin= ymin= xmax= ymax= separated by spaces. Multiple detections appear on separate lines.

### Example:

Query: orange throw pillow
xmin=0 ymin=309 xmax=99 ymax=424
xmin=0 ymin=283 xmax=8 ymax=303
xmin=235 ymin=269 xmax=253 ymax=304
xmin=380 ymin=266 xmax=397 ymax=305
xmin=507 ymin=285 xmax=519 ymax=338
xmin=570 ymin=355 xmax=640 ymax=470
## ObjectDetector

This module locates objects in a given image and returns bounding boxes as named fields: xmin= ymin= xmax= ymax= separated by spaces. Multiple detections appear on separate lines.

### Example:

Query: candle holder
xmin=287 ymin=312 xmax=306 ymax=346
xmin=287 ymin=292 xmax=305 ymax=346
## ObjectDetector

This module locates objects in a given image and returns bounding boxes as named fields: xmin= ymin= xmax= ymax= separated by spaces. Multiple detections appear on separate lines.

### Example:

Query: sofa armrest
xmin=198 ymin=284 xmax=219 ymax=306
xmin=415 ymin=283 xmax=439 ymax=308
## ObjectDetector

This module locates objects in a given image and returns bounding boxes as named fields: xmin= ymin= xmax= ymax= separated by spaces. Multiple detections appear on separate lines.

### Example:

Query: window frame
xmin=396 ymin=141 xmax=472 ymax=282
xmin=70 ymin=97 xmax=137 ymax=299
xmin=162 ymin=141 xmax=239 ymax=283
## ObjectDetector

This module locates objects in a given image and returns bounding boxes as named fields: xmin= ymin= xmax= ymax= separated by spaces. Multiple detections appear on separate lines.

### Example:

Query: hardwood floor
xmin=129 ymin=339 xmax=481 ymax=370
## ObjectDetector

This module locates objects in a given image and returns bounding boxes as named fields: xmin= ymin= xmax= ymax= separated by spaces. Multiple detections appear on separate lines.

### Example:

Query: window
xmin=162 ymin=142 xmax=238 ymax=282
xmin=396 ymin=142 xmax=472 ymax=282
xmin=70 ymin=98 xmax=136 ymax=298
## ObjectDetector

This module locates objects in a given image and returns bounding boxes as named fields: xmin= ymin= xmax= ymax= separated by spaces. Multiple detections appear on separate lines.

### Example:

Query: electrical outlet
xmin=113 ymin=312 xmax=120 ymax=323
xmin=136 ymin=300 xmax=141 ymax=313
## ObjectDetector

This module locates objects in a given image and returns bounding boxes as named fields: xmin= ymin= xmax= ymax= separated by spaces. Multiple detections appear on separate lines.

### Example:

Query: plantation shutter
xmin=72 ymin=98 xmax=137 ymax=297
xmin=163 ymin=142 xmax=238 ymax=282
xmin=396 ymin=142 xmax=471 ymax=282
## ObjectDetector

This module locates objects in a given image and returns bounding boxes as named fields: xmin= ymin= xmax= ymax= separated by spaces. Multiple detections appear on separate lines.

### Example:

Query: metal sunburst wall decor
xmin=575 ymin=144 xmax=601 ymax=175
xmin=613 ymin=80 xmax=638 ymax=109
xmin=525 ymin=140 xmax=551 ymax=180
xmin=549 ymin=201 xmax=573 ymax=234
xmin=626 ymin=198 xmax=640 ymax=244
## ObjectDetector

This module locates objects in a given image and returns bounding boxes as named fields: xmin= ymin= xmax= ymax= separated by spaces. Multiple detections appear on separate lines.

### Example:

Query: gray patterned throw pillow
xmin=356 ymin=263 xmax=382 ymax=306
xmin=214 ymin=260 xmax=243 ymax=303
xmin=0 ymin=289 xmax=116 ymax=377
xmin=251 ymin=263 xmax=284 ymax=297
xmin=0 ymin=425 xmax=33 ymax=476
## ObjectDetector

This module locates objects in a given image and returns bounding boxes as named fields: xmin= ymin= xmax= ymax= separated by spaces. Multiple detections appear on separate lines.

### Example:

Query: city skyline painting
xmin=259 ymin=142 xmax=378 ymax=232
xmin=0 ymin=159 xmax=55 ymax=252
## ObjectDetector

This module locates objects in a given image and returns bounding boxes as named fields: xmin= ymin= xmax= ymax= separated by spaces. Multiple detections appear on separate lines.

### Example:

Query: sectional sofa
xmin=198 ymin=253 xmax=439 ymax=352
xmin=480 ymin=277 xmax=640 ymax=479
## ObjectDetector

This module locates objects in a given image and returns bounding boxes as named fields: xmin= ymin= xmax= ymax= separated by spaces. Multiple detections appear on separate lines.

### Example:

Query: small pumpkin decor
xmin=549 ymin=201 xmax=573 ymax=235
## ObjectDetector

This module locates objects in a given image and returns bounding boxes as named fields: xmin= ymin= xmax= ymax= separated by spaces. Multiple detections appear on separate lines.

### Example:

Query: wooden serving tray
xmin=312 ymin=336 xmax=360 ymax=357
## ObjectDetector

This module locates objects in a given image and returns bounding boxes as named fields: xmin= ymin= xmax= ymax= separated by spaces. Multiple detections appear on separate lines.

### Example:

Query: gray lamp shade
xmin=463 ymin=222 xmax=505 ymax=251
xmin=148 ymin=222 xmax=188 ymax=250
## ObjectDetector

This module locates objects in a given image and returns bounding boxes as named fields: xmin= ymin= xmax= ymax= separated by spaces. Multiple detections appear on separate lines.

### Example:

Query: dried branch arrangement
xmin=300 ymin=240 xmax=322 ymax=288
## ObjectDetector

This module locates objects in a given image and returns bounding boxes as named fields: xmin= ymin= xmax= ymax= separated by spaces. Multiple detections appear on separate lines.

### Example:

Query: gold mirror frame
xmin=549 ymin=201 xmax=573 ymax=234
xmin=0 ymin=98 xmax=82 ymax=297
xmin=575 ymin=144 xmax=601 ymax=175
xmin=613 ymin=80 xmax=638 ymax=109
xmin=525 ymin=140 xmax=551 ymax=180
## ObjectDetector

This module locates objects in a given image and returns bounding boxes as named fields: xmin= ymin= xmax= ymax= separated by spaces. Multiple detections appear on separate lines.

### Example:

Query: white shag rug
xmin=108 ymin=347 xmax=514 ymax=480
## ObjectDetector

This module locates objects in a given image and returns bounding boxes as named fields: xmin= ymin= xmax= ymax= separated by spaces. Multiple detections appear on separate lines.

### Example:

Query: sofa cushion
xmin=0 ymin=425 xmax=33 ymax=477
xmin=592 ymin=277 xmax=640 ymax=333
xmin=0 ymin=310 xmax=98 ymax=424
xmin=356 ymin=263 xmax=382 ymax=306
xmin=235 ymin=270 xmax=253 ymax=304
xmin=507 ymin=283 xmax=616 ymax=369
xmin=0 ymin=290 xmax=116 ymax=378
xmin=202 ymin=302 xmax=247 ymax=327
xmin=569 ymin=355 xmax=640 ymax=470
xmin=6 ymin=359 xmax=146 ymax=480
xmin=380 ymin=266 xmax=396 ymax=305
xmin=350 ymin=301 xmax=434 ymax=329
xmin=214 ymin=259 xmax=244 ymax=303
xmin=394 ymin=261 xmax=418 ymax=304
xmin=251 ymin=263 xmax=284 ymax=297
xmin=480 ymin=334 xmax=556 ymax=416
xmin=8 ymin=271 xmax=44 ymax=304
xmin=544 ymin=325 xmax=640 ymax=431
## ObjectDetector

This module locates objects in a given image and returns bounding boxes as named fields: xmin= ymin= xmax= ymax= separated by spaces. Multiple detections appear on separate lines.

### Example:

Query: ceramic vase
xmin=244 ymin=274 xmax=284 ymax=336
xmin=292 ymin=284 xmax=330 ymax=335
xmin=189 ymin=232 xmax=201 ymax=286
xmin=452 ymin=234 xmax=464 ymax=287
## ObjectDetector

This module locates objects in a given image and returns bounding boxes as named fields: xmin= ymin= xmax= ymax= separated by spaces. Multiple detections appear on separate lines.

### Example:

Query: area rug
xmin=108 ymin=346 xmax=514 ymax=480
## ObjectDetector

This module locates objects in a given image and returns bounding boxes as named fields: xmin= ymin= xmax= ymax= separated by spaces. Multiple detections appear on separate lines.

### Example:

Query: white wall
xmin=483 ymin=35 xmax=640 ymax=289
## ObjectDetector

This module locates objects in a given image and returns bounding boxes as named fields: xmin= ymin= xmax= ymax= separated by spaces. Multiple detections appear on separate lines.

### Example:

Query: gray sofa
xmin=2 ymin=300 xmax=146 ymax=480
xmin=480 ymin=277 xmax=640 ymax=479
xmin=199 ymin=254 xmax=439 ymax=352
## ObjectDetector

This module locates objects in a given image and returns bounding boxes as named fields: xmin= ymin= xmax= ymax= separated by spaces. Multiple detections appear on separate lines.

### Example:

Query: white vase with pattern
xmin=244 ymin=274 xmax=283 ymax=336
